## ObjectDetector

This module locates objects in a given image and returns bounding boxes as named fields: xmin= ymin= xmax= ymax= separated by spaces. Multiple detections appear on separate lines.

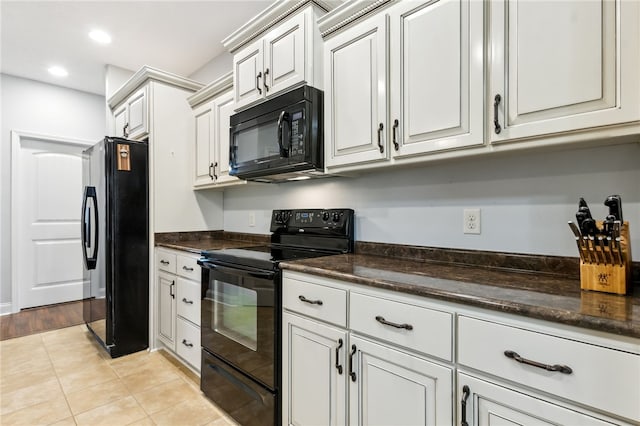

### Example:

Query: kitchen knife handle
xmin=461 ymin=385 xmax=470 ymax=426
xmin=493 ymin=94 xmax=502 ymax=134
xmin=392 ymin=119 xmax=399 ymax=151
xmin=256 ymin=72 xmax=262 ymax=95
xmin=504 ymin=350 xmax=572 ymax=374
xmin=377 ymin=123 xmax=384 ymax=153
xmin=335 ymin=338 xmax=343 ymax=375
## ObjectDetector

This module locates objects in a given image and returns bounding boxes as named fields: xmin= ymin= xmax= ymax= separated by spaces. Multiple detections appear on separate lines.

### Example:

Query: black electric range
xmin=198 ymin=209 xmax=354 ymax=426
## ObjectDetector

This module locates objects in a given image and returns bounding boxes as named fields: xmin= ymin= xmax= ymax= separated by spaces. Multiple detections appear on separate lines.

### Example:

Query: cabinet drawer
xmin=176 ymin=278 xmax=200 ymax=326
xmin=177 ymin=254 xmax=200 ymax=281
xmin=283 ymin=278 xmax=347 ymax=327
xmin=157 ymin=251 xmax=176 ymax=274
xmin=458 ymin=316 xmax=640 ymax=421
xmin=350 ymin=292 xmax=452 ymax=361
xmin=176 ymin=317 xmax=201 ymax=371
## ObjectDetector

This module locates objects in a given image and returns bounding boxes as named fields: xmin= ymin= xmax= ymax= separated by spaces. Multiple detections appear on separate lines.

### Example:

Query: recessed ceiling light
xmin=48 ymin=66 xmax=68 ymax=77
xmin=89 ymin=29 xmax=111 ymax=44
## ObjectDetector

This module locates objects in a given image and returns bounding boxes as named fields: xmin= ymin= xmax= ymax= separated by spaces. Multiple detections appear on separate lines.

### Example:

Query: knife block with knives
xmin=569 ymin=196 xmax=632 ymax=295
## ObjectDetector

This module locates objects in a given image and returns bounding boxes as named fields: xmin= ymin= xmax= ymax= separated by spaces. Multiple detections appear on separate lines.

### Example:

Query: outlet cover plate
xmin=463 ymin=208 xmax=481 ymax=234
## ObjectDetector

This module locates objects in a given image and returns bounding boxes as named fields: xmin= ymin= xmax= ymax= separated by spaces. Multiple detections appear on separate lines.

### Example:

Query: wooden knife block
xmin=580 ymin=221 xmax=631 ymax=295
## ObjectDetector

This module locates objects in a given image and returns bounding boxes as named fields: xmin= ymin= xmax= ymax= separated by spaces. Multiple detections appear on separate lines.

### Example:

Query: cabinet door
xmin=157 ymin=271 xmax=176 ymax=350
xmin=389 ymin=0 xmax=484 ymax=157
xmin=126 ymin=87 xmax=148 ymax=140
xmin=489 ymin=0 xmax=640 ymax=143
xmin=263 ymin=11 xmax=306 ymax=97
xmin=213 ymin=90 xmax=238 ymax=184
xmin=113 ymin=104 xmax=127 ymax=138
xmin=233 ymin=39 xmax=264 ymax=111
xmin=459 ymin=374 xmax=616 ymax=426
xmin=283 ymin=312 xmax=348 ymax=426
xmin=324 ymin=13 xmax=389 ymax=168
xmin=349 ymin=335 xmax=452 ymax=426
xmin=193 ymin=102 xmax=214 ymax=186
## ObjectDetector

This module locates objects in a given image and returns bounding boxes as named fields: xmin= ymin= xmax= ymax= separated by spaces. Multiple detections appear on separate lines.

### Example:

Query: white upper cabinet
xmin=188 ymin=72 xmax=244 ymax=190
xmin=389 ymin=0 xmax=484 ymax=157
xmin=323 ymin=0 xmax=484 ymax=170
xmin=227 ymin=3 xmax=328 ymax=111
xmin=111 ymin=87 xmax=148 ymax=140
xmin=489 ymin=0 xmax=640 ymax=143
xmin=324 ymin=13 xmax=389 ymax=168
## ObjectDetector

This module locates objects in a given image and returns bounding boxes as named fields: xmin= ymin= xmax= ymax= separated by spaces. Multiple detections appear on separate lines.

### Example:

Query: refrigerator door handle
xmin=82 ymin=186 xmax=98 ymax=270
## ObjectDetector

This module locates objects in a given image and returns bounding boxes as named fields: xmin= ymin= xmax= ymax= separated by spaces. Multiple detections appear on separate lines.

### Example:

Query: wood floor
xmin=0 ymin=300 xmax=84 ymax=341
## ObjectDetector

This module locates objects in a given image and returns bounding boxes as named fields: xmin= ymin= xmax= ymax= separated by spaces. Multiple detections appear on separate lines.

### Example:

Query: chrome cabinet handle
xmin=392 ymin=119 xmax=399 ymax=151
xmin=375 ymin=315 xmax=413 ymax=330
xmin=504 ymin=350 xmax=572 ymax=374
xmin=335 ymin=338 xmax=343 ymax=375
xmin=160 ymin=260 xmax=170 ymax=265
xmin=182 ymin=266 xmax=194 ymax=272
xmin=377 ymin=123 xmax=384 ymax=153
xmin=461 ymin=385 xmax=470 ymax=426
xmin=182 ymin=339 xmax=193 ymax=348
xmin=349 ymin=344 xmax=357 ymax=382
xmin=493 ymin=94 xmax=502 ymax=134
xmin=298 ymin=295 xmax=323 ymax=306
xmin=264 ymin=68 xmax=270 ymax=92
xmin=256 ymin=72 xmax=262 ymax=95
xmin=182 ymin=297 xmax=193 ymax=305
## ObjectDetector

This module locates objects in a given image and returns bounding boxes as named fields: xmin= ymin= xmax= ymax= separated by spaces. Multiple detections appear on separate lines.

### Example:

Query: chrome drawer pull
xmin=160 ymin=260 xmax=170 ymax=265
xmin=504 ymin=350 xmax=572 ymax=374
xmin=182 ymin=266 xmax=194 ymax=272
xmin=298 ymin=295 xmax=323 ymax=306
xmin=375 ymin=315 xmax=413 ymax=331
xmin=182 ymin=298 xmax=193 ymax=305
xmin=182 ymin=339 xmax=193 ymax=348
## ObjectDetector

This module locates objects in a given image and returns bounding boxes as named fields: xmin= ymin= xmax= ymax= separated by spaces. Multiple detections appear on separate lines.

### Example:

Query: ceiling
xmin=0 ymin=1 xmax=274 ymax=95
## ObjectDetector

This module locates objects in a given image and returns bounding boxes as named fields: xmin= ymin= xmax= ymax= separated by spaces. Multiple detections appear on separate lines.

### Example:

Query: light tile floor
xmin=0 ymin=325 xmax=240 ymax=426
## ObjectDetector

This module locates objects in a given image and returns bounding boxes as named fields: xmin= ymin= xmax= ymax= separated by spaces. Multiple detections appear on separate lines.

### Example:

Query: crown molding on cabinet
xmin=108 ymin=66 xmax=204 ymax=109
xmin=187 ymin=72 xmax=234 ymax=108
xmin=318 ymin=0 xmax=394 ymax=37
xmin=221 ymin=0 xmax=336 ymax=53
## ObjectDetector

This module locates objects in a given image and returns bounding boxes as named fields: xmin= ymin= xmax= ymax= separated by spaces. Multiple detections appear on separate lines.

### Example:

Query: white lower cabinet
xmin=349 ymin=335 xmax=452 ymax=426
xmin=283 ymin=312 xmax=347 ymax=426
xmin=458 ymin=373 xmax=616 ymax=426
xmin=282 ymin=271 xmax=453 ymax=426
xmin=155 ymin=248 xmax=202 ymax=373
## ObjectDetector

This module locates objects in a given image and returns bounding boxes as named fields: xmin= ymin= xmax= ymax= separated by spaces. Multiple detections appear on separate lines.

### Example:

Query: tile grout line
xmin=40 ymin=327 xmax=78 ymax=425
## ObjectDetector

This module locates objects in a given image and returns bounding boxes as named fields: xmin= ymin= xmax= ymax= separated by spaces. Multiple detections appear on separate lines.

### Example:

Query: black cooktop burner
xmin=201 ymin=208 xmax=355 ymax=271
xmin=201 ymin=244 xmax=338 ymax=271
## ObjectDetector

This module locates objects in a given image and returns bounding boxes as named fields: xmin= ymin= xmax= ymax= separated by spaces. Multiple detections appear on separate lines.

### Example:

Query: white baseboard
xmin=0 ymin=302 xmax=13 ymax=316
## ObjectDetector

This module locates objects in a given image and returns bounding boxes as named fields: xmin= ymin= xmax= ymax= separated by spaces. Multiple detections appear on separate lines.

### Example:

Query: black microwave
xmin=229 ymin=85 xmax=323 ymax=183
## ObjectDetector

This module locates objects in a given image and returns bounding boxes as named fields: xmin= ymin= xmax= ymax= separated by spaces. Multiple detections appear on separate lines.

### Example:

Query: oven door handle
xmin=198 ymin=260 xmax=276 ymax=280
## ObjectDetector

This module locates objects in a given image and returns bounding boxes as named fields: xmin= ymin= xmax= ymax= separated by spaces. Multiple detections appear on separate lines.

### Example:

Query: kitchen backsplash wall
xmin=223 ymin=142 xmax=640 ymax=261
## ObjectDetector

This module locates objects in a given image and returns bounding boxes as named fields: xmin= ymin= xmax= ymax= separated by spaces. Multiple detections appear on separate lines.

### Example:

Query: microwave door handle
xmin=277 ymin=111 xmax=290 ymax=158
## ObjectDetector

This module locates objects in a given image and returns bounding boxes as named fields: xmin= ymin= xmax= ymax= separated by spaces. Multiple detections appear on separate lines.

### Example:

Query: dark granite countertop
xmin=280 ymin=253 xmax=640 ymax=339
xmin=154 ymin=231 xmax=269 ymax=254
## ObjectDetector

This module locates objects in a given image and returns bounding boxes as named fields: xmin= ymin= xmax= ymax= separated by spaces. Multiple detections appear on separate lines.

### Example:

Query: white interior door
xmin=13 ymin=134 xmax=90 ymax=310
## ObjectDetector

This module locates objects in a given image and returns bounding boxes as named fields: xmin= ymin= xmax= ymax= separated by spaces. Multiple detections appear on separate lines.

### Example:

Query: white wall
xmin=0 ymin=74 xmax=106 ymax=312
xmin=188 ymin=52 xmax=233 ymax=84
xmin=223 ymin=142 xmax=640 ymax=260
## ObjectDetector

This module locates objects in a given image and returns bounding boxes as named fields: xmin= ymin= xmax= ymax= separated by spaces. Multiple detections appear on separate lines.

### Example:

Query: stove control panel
xmin=271 ymin=209 xmax=354 ymax=233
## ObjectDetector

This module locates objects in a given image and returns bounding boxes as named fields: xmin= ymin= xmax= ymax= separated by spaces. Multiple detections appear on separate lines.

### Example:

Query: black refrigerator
xmin=81 ymin=136 xmax=149 ymax=358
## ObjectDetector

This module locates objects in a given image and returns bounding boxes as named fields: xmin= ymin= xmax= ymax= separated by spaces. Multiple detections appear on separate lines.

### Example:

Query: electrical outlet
xmin=248 ymin=212 xmax=256 ymax=227
xmin=463 ymin=208 xmax=481 ymax=234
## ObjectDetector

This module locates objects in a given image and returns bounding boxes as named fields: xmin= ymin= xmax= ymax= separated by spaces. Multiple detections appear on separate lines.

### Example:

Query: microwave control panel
xmin=289 ymin=110 xmax=305 ymax=157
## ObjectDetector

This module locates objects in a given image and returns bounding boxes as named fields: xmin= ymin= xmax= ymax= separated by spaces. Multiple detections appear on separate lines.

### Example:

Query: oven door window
xmin=213 ymin=281 xmax=258 ymax=350
xmin=201 ymin=263 xmax=277 ymax=389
